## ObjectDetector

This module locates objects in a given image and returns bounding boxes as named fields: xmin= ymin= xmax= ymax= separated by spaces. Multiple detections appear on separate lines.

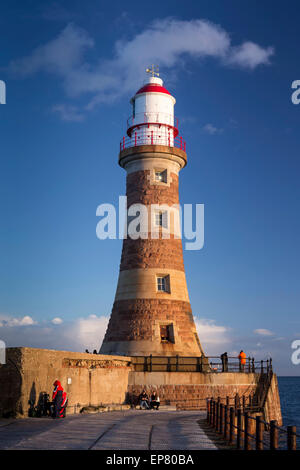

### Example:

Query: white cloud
xmin=6 ymin=19 xmax=274 ymax=118
xmin=51 ymin=317 xmax=63 ymax=325
xmin=195 ymin=318 xmax=232 ymax=355
xmin=0 ymin=315 xmax=36 ymax=327
xmin=0 ymin=313 xmax=108 ymax=353
xmin=8 ymin=23 xmax=94 ymax=78
xmin=227 ymin=42 xmax=274 ymax=69
xmin=254 ymin=328 xmax=274 ymax=336
xmin=202 ymin=123 xmax=223 ymax=135
xmin=52 ymin=104 xmax=85 ymax=122
xmin=67 ymin=314 xmax=109 ymax=351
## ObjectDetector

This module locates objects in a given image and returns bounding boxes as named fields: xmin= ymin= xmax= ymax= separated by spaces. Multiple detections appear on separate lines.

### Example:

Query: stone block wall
xmin=0 ymin=348 xmax=282 ymax=424
xmin=127 ymin=371 xmax=259 ymax=408
xmin=0 ymin=348 xmax=131 ymax=417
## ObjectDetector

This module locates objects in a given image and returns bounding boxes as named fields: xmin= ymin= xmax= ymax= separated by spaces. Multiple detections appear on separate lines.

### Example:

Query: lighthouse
xmin=100 ymin=67 xmax=204 ymax=357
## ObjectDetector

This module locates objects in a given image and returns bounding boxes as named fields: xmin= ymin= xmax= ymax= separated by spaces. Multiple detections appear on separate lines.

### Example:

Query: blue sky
xmin=0 ymin=0 xmax=299 ymax=375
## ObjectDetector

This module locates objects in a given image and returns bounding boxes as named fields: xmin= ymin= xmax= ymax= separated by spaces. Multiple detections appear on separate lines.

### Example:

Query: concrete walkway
xmin=0 ymin=410 xmax=218 ymax=450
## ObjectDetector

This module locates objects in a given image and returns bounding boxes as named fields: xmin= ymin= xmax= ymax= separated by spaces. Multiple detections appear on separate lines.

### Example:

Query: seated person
xmin=150 ymin=391 xmax=160 ymax=410
xmin=139 ymin=389 xmax=149 ymax=409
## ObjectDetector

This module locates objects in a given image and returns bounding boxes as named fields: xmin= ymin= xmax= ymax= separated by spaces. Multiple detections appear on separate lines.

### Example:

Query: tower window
xmin=155 ymin=211 xmax=167 ymax=228
xmin=160 ymin=324 xmax=174 ymax=343
xmin=156 ymin=275 xmax=170 ymax=293
xmin=155 ymin=169 xmax=167 ymax=183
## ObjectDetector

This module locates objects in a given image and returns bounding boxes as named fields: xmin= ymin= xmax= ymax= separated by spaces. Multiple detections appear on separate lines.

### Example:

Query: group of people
xmin=139 ymin=390 xmax=160 ymax=410
xmin=220 ymin=350 xmax=247 ymax=372
xmin=52 ymin=380 xmax=68 ymax=418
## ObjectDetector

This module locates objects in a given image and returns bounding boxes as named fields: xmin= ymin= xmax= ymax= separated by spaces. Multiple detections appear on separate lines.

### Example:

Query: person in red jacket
xmin=59 ymin=391 xmax=68 ymax=418
xmin=52 ymin=380 xmax=64 ymax=418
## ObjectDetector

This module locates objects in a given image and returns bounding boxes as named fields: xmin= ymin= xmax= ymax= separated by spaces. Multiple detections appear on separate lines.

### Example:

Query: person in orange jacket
xmin=238 ymin=350 xmax=246 ymax=372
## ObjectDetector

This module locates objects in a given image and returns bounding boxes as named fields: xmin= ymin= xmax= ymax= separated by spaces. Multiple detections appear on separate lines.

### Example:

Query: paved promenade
xmin=0 ymin=410 xmax=218 ymax=450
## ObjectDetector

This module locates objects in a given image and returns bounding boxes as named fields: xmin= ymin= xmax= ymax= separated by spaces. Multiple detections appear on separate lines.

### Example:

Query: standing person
xmin=220 ymin=352 xmax=228 ymax=372
xmin=238 ymin=350 xmax=246 ymax=372
xmin=59 ymin=391 xmax=68 ymax=418
xmin=52 ymin=380 xmax=64 ymax=418
xmin=139 ymin=389 xmax=149 ymax=409
xmin=150 ymin=391 xmax=160 ymax=410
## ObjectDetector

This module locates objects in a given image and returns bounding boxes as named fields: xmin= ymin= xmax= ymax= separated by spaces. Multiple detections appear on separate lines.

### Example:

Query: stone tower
xmin=100 ymin=72 xmax=204 ymax=357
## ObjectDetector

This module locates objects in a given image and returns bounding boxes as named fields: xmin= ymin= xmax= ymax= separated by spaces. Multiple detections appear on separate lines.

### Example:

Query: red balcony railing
xmin=120 ymin=130 xmax=186 ymax=152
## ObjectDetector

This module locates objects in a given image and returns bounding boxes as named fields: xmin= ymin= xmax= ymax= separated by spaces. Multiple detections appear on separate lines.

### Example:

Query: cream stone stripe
xmin=120 ymin=149 xmax=186 ymax=170
xmin=114 ymin=268 xmax=190 ymax=302
xmin=125 ymin=157 xmax=181 ymax=179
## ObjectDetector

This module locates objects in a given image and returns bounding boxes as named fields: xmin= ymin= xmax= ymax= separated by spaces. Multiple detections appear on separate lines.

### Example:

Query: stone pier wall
xmin=0 ymin=348 xmax=282 ymax=424
xmin=0 ymin=348 xmax=132 ymax=417
xmin=127 ymin=371 xmax=259 ymax=407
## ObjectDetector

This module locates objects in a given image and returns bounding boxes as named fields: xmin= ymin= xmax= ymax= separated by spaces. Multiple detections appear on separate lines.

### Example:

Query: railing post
xmin=235 ymin=393 xmax=239 ymax=413
xmin=270 ymin=358 xmax=273 ymax=372
xmin=219 ymin=404 xmax=224 ymax=434
xmin=248 ymin=357 xmax=251 ymax=373
xmin=267 ymin=359 xmax=269 ymax=373
xmin=134 ymin=132 xmax=137 ymax=146
xmin=167 ymin=356 xmax=171 ymax=372
xmin=242 ymin=395 xmax=246 ymax=413
xmin=149 ymin=354 xmax=152 ymax=372
xmin=168 ymin=132 xmax=170 ymax=147
xmin=206 ymin=399 xmax=210 ymax=423
xmin=287 ymin=425 xmax=297 ymax=450
xmin=252 ymin=357 xmax=255 ymax=373
xmin=176 ymin=354 xmax=179 ymax=372
xmin=216 ymin=397 xmax=220 ymax=431
xmin=261 ymin=360 xmax=264 ymax=374
xmin=210 ymin=398 xmax=214 ymax=425
xmin=229 ymin=407 xmax=235 ymax=444
xmin=244 ymin=412 xmax=251 ymax=450
xmin=213 ymin=400 xmax=216 ymax=428
xmin=270 ymin=420 xmax=278 ymax=450
xmin=256 ymin=415 xmax=264 ymax=450
xmin=224 ymin=404 xmax=229 ymax=440
xmin=236 ymin=409 xmax=242 ymax=449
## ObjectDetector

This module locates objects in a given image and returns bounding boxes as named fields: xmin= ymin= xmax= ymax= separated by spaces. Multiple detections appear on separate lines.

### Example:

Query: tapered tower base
xmin=100 ymin=146 xmax=204 ymax=357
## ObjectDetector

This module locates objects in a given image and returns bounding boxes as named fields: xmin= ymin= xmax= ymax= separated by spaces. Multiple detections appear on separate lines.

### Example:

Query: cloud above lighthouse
xmin=6 ymin=18 xmax=274 ymax=118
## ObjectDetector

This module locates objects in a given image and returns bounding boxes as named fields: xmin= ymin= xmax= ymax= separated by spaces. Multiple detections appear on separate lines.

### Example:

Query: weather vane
xmin=146 ymin=65 xmax=159 ymax=77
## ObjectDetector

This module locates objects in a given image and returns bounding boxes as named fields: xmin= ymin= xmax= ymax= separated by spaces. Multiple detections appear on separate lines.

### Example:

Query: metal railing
xmin=120 ymin=130 xmax=186 ymax=152
xmin=206 ymin=397 xmax=300 ymax=450
xmin=131 ymin=355 xmax=272 ymax=374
